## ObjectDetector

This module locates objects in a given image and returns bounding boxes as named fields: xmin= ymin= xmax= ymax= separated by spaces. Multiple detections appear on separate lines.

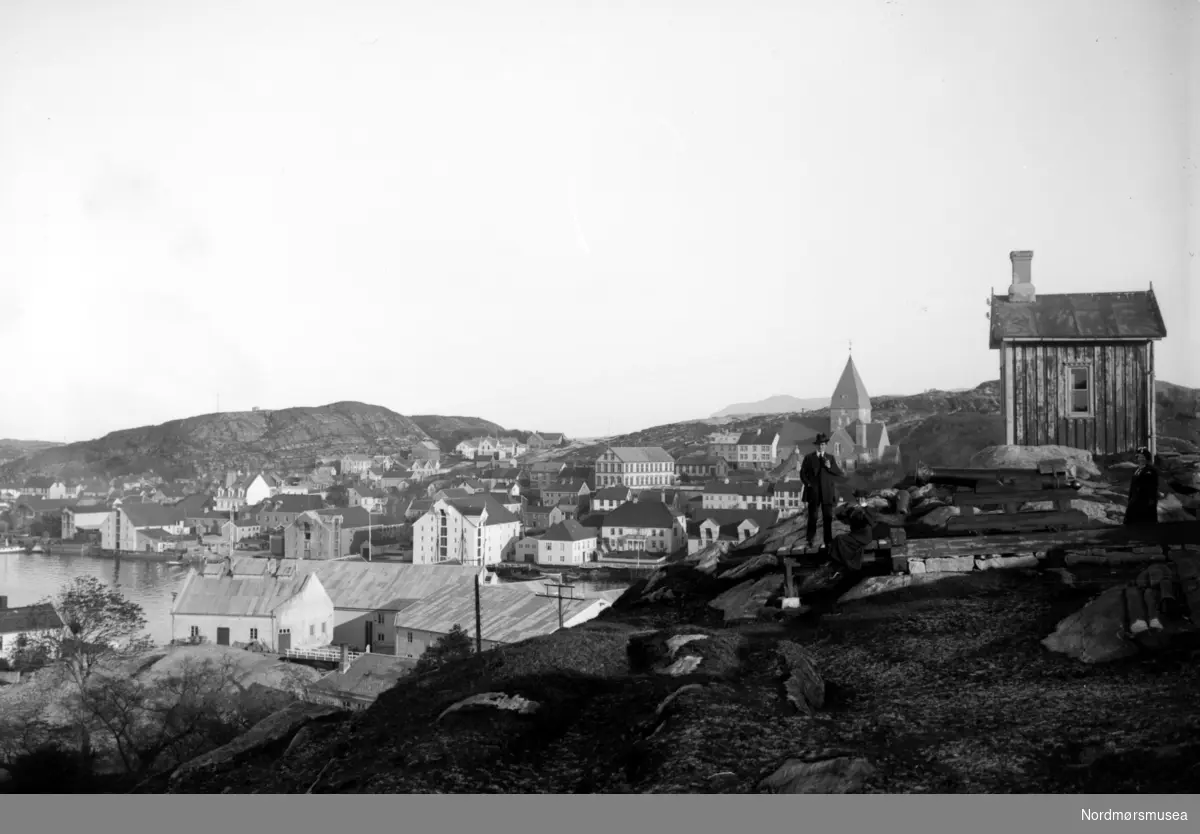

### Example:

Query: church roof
xmin=831 ymin=356 xmax=870 ymax=410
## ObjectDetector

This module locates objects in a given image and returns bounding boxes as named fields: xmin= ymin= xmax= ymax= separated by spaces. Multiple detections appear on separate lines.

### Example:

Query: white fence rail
xmin=284 ymin=646 xmax=366 ymax=664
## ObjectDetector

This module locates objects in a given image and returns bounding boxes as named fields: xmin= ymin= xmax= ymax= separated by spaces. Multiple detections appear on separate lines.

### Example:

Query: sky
xmin=1 ymin=0 xmax=1197 ymax=443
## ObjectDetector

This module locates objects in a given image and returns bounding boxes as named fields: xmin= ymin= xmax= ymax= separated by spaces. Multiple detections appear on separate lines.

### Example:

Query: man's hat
xmin=814 ymin=433 xmax=830 ymax=445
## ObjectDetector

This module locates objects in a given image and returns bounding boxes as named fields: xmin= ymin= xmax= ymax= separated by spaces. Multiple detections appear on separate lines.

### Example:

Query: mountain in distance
xmin=711 ymin=395 xmax=832 ymax=418
xmin=0 ymin=403 xmax=506 ymax=482
xmin=0 ymin=438 xmax=63 ymax=465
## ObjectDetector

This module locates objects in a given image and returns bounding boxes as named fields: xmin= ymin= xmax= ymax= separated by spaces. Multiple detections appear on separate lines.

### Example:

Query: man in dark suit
xmin=800 ymin=433 xmax=844 ymax=549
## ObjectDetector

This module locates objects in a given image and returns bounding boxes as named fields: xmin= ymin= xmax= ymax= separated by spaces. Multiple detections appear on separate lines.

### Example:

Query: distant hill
xmin=554 ymin=378 xmax=1200 ymax=470
xmin=711 ymin=395 xmax=831 ymax=418
xmin=0 ymin=438 xmax=62 ymax=465
xmin=0 ymin=404 xmax=500 ymax=482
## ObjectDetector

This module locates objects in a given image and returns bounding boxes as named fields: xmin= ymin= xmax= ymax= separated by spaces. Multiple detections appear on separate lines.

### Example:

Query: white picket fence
xmin=284 ymin=646 xmax=367 ymax=664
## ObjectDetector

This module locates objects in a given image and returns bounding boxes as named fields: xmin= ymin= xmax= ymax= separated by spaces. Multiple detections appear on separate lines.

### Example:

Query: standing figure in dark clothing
xmin=800 ymin=433 xmax=844 ymax=549
xmin=1124 ymin=447 xmax=1162 ymax=526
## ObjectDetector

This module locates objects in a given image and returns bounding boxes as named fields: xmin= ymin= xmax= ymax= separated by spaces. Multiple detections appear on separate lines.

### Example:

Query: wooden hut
xmin=989 ymin=250 xmax=1168 ymax=457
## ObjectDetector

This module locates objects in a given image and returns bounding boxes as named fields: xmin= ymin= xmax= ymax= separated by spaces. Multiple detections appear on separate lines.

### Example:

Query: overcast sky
xmin=1 ymin=0 xmax=1196 ymax=443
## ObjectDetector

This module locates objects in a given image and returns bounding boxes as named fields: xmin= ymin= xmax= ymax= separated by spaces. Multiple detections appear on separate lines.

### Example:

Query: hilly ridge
xmin=0 ymin=404 xmax=502 ymax=481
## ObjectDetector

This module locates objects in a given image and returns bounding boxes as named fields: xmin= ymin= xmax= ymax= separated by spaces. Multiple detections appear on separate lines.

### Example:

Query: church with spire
xmin=824 ymin=353 xmax=897 ymax=470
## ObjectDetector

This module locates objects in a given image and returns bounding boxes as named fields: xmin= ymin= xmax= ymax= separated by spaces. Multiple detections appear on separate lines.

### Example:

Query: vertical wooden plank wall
xmin=1009 ymin=341 xmax=1149 ymax=456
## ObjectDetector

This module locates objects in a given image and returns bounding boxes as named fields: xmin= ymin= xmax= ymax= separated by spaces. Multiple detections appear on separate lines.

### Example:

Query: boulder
xmin=759 ymin=755 xmax=875 ymax=793
xmin=438 ymin=692 xmax=540 ymax=721
xmin=169 ymin=701 xmax=346 ymax=787
xmin=708 ymin=574 xmax=784 ymax=622
xmin=975 ymin=554 xmax=1039 ymax=571
xmin=1070 ymin=498 xmax=1122 ymax=525
xmin=926 ymin=555 xmax=974 ymax=573
xmin=837 ymin=572 xmax=956 ymax=603
xmin=778 ymin=642 xmax=825 ymax=716
xmin=968 ymin=445 xmax=1102 ymax=479
xmin=720 ymin=552 xmax=779 ymax=581
xmin=1158 ymin=493 xmax=1193 ymax=523
xmin=1041 ymin=586 xmax=1139 ymax=664
xmin=912 ymin=505 xmax=961 ymax=530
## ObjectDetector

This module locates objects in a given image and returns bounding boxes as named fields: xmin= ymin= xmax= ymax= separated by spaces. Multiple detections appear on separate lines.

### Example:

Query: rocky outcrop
xmin=778 ymin=642 xmax=825 ymax=716
xmin=758 ymin=754 xmax=876 ymax=793
xmin=168 ymin=701 xmax=348 ymax=789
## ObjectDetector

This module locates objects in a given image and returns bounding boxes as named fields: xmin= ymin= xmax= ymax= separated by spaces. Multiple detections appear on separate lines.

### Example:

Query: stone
xmin=778 ymin=642 xmax=825 ymax=716
xmin=683 ymin=542 xmax=726 ymax=575
xmin=437 ymin=692 xmax=540 ymax=721
xmin=758 ymin=756 xmax=876 ymax=794
xmin=837 ymin=572 xmax=956 ymax=603
xmin=912 ymin=505 xmax=960 ymax=530
xmin=968 ymin=445 xmax=1101 ymax=479
xmin=653 ymin=683 xmax=705 ymax=718
xmin=708 ymin=574 xmax=784 ymax=622
xmin=660 ymin=655 xmax=703 ymax=676
xmin=1159 ymin=493 xmax=1193 ymax=523
xmin=975 ymin=554 xmax=1039 ymax=571
xmin=665 ymin=634 xmax=709 ymax=657
xmin=907 ymin=558 xmax=927 ymax=574
xmin=707 ymin=771 xmax=740 ymax=791
xmin=169 ymin=701 xmax=346 ymax=787
xmin=721 ymin=552 xmax=779 ymax=580
xmin=1041 ymin=586 xmax=1139 ymax=664
xmin=926 ymin=555 xmax=975 ymax=573
xmin=1070 ymin=499 xmax=1122 ymax=526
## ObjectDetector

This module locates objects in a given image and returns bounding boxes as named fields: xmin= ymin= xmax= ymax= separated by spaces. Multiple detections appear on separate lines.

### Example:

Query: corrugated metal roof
xmin=394 ymin=584 xmax=595 ymax=644
xmin=293 ymin=561 xmax=485 ymax=611
xmin=989 ymin=291 xmax=1167 ymax=348
xmin=172 ymin=568 xmax=322 ymax=617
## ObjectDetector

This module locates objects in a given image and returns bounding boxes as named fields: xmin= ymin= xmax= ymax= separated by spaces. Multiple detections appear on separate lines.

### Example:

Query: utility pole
xmin=543 ymin=578 xmax=578 ymax=629
xmin=474 ymin=574 xmax=483 ymax=654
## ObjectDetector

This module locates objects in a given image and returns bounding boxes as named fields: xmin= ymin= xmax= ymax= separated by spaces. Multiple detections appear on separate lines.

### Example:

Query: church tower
xmin=829 ymin=354 xmax=871 ymax=434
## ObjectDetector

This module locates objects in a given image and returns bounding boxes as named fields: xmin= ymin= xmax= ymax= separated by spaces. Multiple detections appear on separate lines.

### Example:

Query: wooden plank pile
xmin=927 ymin=458 xmax=1094 ymax=536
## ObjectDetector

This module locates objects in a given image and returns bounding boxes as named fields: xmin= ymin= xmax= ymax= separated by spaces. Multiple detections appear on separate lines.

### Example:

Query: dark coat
xmin=829 ymin=503 xmax=880 ymax=572
xmin=800 ymin=451 xmax=844 ymax=506
xmin=1124 ymin=464 xmax=1161 ymax=525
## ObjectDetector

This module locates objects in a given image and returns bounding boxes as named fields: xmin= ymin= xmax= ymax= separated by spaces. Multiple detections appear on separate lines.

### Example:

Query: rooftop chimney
xmin=1008 ymin=250 xmax=1035 ymax=303
xmin=340 ymin=643 xmax=350 ymax=674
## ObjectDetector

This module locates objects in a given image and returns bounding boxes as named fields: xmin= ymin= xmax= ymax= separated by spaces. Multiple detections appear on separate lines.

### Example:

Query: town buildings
xmin=393 ymin=583 xmax=609 ymax=660
xmin=599 ymin=500 xmax=687 ymax=555
xmin=214 ymin=472 xmax=273 ymax=512
xmin=412 ymin=495 xmax=522 ymax=565
xmin=292 ymin=561 xmax=491 ymax=653
xmin=169 ymin=557 xmax=334 ymax=652
xmin=0 ymin=597 xmax=66 ymax=663
xmin=736 ymin=429 xmax=780 ymax=471
xmin=101 ymin=503 xmax=188 ymax=552
xmin=594 ymin=446 xmax=676 ymax=490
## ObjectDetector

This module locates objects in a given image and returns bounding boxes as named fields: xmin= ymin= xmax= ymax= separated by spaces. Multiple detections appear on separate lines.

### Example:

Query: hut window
xmin=1067 ymin=366 xmax=1093 ymax=416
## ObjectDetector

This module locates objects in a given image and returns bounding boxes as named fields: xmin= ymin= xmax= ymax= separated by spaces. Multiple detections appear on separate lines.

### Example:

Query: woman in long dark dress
xmin=1124 ymin=447 xmax=1161 ymax=526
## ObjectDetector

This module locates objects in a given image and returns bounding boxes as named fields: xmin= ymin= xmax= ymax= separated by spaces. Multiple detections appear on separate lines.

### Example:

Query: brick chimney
xmin=1008 ymin=250 xmax=1035 ymax=303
